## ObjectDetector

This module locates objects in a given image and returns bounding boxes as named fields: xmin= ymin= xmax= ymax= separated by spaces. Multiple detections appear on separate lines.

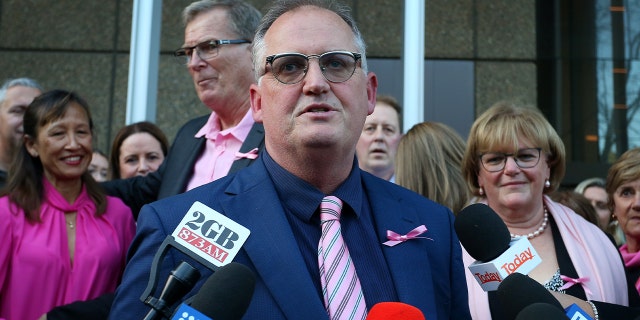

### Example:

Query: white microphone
xmin=455 ymin=203 xmax=541 ymax=291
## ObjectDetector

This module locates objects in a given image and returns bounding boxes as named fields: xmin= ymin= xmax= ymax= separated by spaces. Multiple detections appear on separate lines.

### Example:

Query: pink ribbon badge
xmin=383 ymin=225 xmax=432 ymax=247
xmin=559 ymin=275 xmax=592 ymax=295
xmin=235 ymin=148 xmax=259 ymax=160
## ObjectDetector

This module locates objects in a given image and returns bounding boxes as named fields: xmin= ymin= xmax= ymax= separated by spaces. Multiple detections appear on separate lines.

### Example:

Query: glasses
xmin=265 ymin=51 xmax=361 ymax=84
xmin=174 ymin=39 xmax=250 ymax=65
xmin=479 ymin=148 xmax=542 ymax=172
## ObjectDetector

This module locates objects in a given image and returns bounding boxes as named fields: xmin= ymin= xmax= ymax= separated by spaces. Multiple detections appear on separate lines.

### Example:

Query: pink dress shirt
xmin=0 ymin=178 xmax=135 ymax=320
xmin=186 ymin=109 xmax=255 ymax=191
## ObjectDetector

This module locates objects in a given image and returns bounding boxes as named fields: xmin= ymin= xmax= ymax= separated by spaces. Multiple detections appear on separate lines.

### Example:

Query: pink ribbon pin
xmin=559 ymin=275 xmax=592 ymax=295
xmin=235 ymin=148 xmax=259 ymax=160
xmin=383 ymin=225 xmax=432 ymax=247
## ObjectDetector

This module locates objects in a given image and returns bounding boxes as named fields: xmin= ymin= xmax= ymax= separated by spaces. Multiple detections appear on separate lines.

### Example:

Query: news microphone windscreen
xmin=366 ymin=302 xmax=425 ymax=320
xmin=515 ymin=303 xmax=569 ymax=320
xmin=497 ymin=273 xmax=564 ymax=320
xmin=454 ymin=203 xmax=511 ymax=261
xmin=190 ymin=262 xmax=256 ymax=320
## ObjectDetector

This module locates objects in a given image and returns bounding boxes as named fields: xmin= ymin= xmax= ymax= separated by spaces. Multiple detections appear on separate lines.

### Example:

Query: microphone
xmin=455 ymin=203 xmax=541 ymax=291
xmin=143 ymin=261 xmax=201 ymax=320
xmin=498 ymin=273 xmax=593 ymax=320
xmin=170 ymin=262 xmax=256 ymax=320
xmin=515 ymin=303 xmax=569 ymax=320
xmin=141 ymin=201 xmax=252 ymax=311
xmin=365 ymin=302 xmax=425 ymax=320
xmin=497 ymin=273 xmax=564 ymax=320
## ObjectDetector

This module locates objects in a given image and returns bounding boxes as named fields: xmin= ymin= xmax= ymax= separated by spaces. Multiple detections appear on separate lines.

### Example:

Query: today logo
xmin=500 ymin=248 xmax=535 ymax=275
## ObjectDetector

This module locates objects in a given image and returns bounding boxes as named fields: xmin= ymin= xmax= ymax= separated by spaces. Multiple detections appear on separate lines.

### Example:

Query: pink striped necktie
xmin=317 ymin=196 xmax=367 ymax=320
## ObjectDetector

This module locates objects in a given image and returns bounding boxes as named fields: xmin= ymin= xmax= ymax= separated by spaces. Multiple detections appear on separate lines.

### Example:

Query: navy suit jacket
xmin=109 ymin=159 xmax=471 ymax=320
xmin=102 ymin=115 xmax=265 ymax=216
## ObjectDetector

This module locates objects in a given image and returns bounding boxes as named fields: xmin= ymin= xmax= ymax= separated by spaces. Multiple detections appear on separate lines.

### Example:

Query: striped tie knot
xmin=320 ymin=196 xmax=342 ymax=222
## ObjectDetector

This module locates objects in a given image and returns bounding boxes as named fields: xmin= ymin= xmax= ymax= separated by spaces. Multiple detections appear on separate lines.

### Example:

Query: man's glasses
xmin=174 ymin=39 xmax=250 ymax=65
xmin=479 ymin=148 xmax=543 ymax=172
xmin=264 ymin=51 xmax=361 ymax=84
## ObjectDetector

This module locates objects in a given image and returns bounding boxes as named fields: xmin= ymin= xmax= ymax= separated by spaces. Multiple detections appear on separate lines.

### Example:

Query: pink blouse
xmin=0 ymin=179 xmax=135 ymax=320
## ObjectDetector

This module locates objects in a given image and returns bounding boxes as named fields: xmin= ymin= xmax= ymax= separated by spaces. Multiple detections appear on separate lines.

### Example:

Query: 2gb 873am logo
xmin=172 ymin=201 xmax=251 ymax=268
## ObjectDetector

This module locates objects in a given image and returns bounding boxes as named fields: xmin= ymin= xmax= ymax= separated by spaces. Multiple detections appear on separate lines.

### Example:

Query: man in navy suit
xmin=109 ymin=0 xmax=471 ymax=319
xmin=102 ymin=0 xmax=265 ymax=216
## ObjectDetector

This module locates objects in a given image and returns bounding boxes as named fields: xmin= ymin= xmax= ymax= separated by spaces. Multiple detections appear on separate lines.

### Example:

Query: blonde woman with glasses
xmin=460 ymin=101 xmax=633 ymax=319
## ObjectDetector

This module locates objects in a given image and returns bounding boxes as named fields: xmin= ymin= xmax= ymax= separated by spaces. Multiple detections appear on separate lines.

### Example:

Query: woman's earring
xmin=478 ymin=187 xmax=484 ymax=196
xmin=544 ymin=179 xmax=551 ymax=188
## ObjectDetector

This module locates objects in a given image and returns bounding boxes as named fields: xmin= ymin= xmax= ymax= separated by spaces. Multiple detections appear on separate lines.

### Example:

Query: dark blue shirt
xmin=262 ymin=151 xmax=398 ymax=308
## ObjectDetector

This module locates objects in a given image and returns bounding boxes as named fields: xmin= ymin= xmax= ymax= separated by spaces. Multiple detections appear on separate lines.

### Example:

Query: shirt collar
xmin=262 ymin=151 xmax=364 ymax=222
xmin=194 ymin=108 xmax=255 ymax=140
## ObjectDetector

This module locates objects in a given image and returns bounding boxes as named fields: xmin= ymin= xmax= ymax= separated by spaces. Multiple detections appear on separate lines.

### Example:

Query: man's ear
xmin=250 ymin=83 xmax=263 ymax=123
xmin=366 ymin=72 xmax=378 ymax=116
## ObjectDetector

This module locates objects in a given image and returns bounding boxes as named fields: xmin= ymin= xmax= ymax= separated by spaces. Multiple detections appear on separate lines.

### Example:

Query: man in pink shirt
xmin=103 ymin=0 xmax=265 ymax=216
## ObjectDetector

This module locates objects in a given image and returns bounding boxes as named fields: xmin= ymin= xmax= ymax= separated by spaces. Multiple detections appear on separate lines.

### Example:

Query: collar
xmin=261 ymin=151 xmax=363 ymax=222
xmin=194 ymin=109 xmax=255 ymax=141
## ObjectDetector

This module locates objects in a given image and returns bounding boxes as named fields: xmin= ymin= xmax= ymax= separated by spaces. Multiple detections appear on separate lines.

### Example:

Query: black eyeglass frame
xmin=264 ymin=50 xmax=362 ymax=84
xmin=173 ymin=39 xmax=251 ymax=65
xmin=478 ymin=147 xmax=543 ymax=172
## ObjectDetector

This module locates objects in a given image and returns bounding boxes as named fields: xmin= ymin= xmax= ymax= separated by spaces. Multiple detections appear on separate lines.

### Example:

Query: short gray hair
xmin=182 ymin=0 xmax=262 ymax=41
xmin=252 ymin=0 xmax=368 ymax=82
xmin=0 ymin=78 xmax=43 ymax=103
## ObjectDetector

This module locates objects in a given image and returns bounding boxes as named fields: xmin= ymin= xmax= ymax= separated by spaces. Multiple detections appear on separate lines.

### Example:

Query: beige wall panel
xmin=475 ymin=61 xmax=537 ymax=115
xmin=426 ymin=0 xmax=474 ymax=58
xmin=0 ymin=0 xmax=117 ymax=50
xmin=356 ymin=0 xmax=403 ymax=57
xmin=476 ymin=0 xmax=536 ymax=59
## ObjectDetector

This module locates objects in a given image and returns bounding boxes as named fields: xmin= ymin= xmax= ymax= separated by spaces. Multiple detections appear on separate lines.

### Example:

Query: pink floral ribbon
xmin=235 ymin=148 xmax=259 ymax=160
xmin=383 ymin=225 xmax=432 ymax=247
xmin=559 ymin=275 xmax=592 ymax=295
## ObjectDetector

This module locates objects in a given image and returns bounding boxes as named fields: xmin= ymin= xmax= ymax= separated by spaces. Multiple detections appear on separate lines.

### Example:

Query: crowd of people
xmin=1 ymin=0 xmax=639 ymax=319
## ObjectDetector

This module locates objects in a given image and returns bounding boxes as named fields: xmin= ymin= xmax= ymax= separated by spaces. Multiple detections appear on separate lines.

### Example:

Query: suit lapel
xmin=159 ymin=115 xmax=208 ymax=198
xmin=362 ymin=175 xmax=437 ymax=312
xmin=228 ymin=122 xmax=265 ymax=174
xmin=220 ymin=163 xmax=327 ymax=318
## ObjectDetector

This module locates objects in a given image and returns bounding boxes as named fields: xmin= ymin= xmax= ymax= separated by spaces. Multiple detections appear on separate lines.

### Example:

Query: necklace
xmin=510 ymin=205 xmax=549 ymax=240
xmin=65 ymin=214 xmax=75 ymax=229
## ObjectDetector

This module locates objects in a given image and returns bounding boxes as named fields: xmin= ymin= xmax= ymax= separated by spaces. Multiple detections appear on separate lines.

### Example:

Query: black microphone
xmin=170 ymin=262 xmax=256 ymax=320
xmin=143 ymin=261 xmax=201 ymax=320
xmin=455 ymin=203 xmax=511 ymax=261
xmin=497 ymin=273 xmax=565 ymax=320
xmin=515 ymin=303 xmax=569 ymax=320
xmin=455 ymin=203 xmax=541 ymax=291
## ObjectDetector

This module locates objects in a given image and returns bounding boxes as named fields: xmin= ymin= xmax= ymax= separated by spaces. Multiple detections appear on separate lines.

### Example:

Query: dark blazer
xmin=108 ymin=159 xmax=471 ymax=320
xmin=102 ymin=115 xmax=265 ymax=216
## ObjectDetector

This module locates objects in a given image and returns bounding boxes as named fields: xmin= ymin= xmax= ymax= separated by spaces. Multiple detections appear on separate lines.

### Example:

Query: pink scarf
xmin=463 ymin=196 xmax=629 ymax=319
xmin=620 ymin=244 xmax=640 ymax=295
xmin=43 ymin=178 xmax=95 ymax=214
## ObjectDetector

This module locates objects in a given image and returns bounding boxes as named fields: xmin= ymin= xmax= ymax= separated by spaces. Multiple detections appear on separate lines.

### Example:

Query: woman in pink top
xmin=0 ymin=90 xmax=135 ymax=320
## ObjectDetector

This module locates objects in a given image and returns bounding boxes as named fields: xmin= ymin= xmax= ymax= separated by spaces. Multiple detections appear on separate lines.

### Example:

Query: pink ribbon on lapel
xmin=235 ymin=147 xmax=259 ymax=160
xmin=559 ymin=275 xmax=592 ymax=295
xmin=383 ymin=225 xmax=432 ymax=247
